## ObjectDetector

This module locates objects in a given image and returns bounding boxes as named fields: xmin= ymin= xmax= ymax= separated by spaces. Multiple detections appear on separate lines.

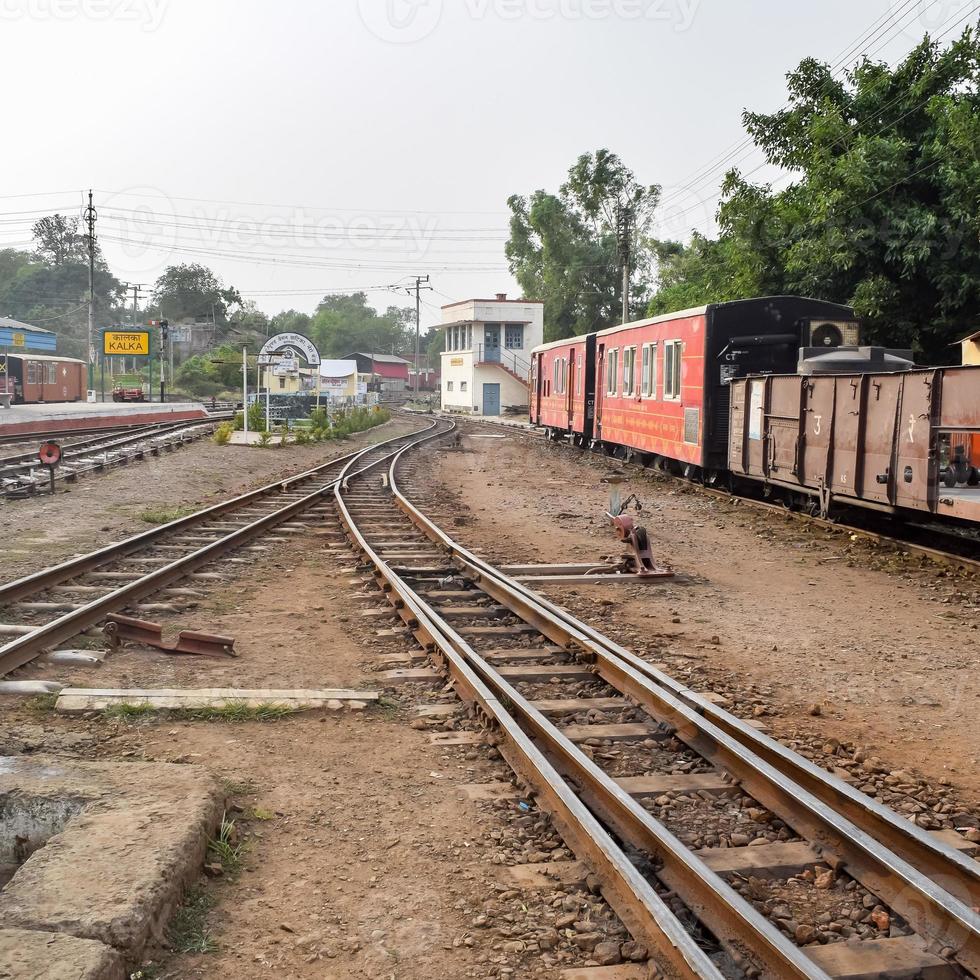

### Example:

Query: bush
xmin=257 ymin=429 xmax=273 ymax=448
xmin=247 ymin=401 xmax=265 ymax=433
xmin=275 ymin=423 xmax=290 ymax=447
xmin=293 ymin=427 xmax=311 ymax=445
xmin=233 ymin=411 xmax=244 ymax=431
xmin=310 ymin=407 xmax=328 ymax=429
xmin=213 ymin=422 xmax=233 ymax=445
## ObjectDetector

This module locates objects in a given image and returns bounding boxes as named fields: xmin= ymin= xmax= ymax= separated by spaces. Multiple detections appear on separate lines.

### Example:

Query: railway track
xmin=334 ymin=418 xmax=980 ymax=980
xmin=0 ymin=415 xmax=234 ymax=497
xmin=0 ymin=419 xmax=437 ymax=676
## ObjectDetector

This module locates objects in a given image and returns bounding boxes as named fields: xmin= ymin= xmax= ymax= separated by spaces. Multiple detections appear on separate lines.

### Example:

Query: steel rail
xmin=421 ymin=420 xmax=980 ymax=903
xmin=0 ymin=422 xmax=405 ymax=606
xmin=332 ymin=432 xmax=739 ymax=980
xmin=385 ymin=427 xmax=980 ymax=973
xmin=0 ymin=421 xmax=435 ymax=676
xmin=0 ymin=414 xmax=233 ymax=474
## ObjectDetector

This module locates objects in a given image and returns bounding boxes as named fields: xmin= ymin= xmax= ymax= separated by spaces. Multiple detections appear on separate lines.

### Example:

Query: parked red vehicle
xmin=112 ymin=385 xmax=146 ymax=402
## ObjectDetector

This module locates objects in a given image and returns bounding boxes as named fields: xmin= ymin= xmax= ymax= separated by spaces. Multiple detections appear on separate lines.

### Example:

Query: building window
xmin=664 ymin=341 xmax=682 ymax=400
xmin=446 ymin=380 xmax=453 ymax=391
xmin=605 ymin=348 xmax=618 ymax=396
xmin=504 ymin=324 xmax=524 ymax=349
xmin=641 ymin=343 xmax=657 ymax=398
xmin=278 ymin=377 xmax=286 ymax=389
xmin=623 ymin=347 xmax=636 ymax=397
xmin=460 ymin=381 xmax=467 ymax=392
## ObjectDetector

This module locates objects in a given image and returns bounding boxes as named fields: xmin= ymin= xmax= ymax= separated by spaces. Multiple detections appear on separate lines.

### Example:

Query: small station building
xmin=439 ymin=293 xmax=543 ymax=416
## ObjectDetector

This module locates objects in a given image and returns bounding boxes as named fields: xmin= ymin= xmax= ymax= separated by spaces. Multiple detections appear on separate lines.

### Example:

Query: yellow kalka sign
xmin=103 ymin=331 xmax=150 ymax=356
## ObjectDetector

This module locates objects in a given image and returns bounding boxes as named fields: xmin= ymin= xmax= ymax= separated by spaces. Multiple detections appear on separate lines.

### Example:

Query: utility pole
xmin=84 ymin=190 xmax=97 ymax=394
xmin=402 ymin=275 xmax=431 ymax=396
xmin=616 ymin=203 xmax=632 ymax=325
xmin=121 ymin=282 xmax=146 ymax=389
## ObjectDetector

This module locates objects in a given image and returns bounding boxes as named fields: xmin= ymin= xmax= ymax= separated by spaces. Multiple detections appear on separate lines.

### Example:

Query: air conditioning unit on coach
xmin=805 ymin=319 xmax=861 ymax=348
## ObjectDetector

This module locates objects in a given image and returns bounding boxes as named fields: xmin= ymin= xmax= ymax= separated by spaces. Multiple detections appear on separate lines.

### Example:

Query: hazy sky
xmin=3 ymin=0 xmax=973 ymax=330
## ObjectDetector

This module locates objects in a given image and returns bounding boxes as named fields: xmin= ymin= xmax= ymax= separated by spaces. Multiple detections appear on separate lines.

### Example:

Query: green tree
xmin=506 ymin=149 xmax=661 ymax=341
xmin=309 ymin=292 xmax=412 ymax=356
xmin=152 ymin=263 xmax=242 ymax=325
xmin=649 ymin=24 xmax=980 ymax=361
xmin=32 ymin=214 xmax=88 ymax=266
xmin=173 ymin=342 xmax=250 ymax=396
xmin=268 ymin=309 xmax=312 ymax=336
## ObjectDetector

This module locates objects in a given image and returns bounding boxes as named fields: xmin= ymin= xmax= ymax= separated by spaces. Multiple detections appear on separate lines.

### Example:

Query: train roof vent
xmin=798 ymin=346 xmax=915 ymax=376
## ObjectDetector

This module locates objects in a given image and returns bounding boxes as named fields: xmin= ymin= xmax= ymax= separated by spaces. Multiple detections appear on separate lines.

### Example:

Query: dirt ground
xmin=433 ymin=428 xmax=980 ymax=805
xmin=5 ymin=418 xmax=980 ymax=979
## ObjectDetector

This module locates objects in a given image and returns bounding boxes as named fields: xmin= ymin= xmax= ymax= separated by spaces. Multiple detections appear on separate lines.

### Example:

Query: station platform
xmin=0 ymin=401 xmax=210 ymax=438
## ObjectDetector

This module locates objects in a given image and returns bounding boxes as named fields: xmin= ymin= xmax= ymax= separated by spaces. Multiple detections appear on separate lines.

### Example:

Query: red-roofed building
xmin=343 ymin=352 xmax=411 ymax=398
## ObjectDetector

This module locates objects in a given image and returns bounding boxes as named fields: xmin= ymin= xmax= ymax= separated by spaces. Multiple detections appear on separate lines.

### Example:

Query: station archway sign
xmin=257 ymin=332 xmax=321 ymax=368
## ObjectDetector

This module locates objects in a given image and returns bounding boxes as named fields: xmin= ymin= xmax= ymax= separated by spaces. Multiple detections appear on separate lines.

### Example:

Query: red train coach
xmin=530 ymin=334 xmax=596 ymax=443
xmin=531 ymin=297 xmax=859 ymax=479
xmin=0 ymin=353 xmax=86 ymax=404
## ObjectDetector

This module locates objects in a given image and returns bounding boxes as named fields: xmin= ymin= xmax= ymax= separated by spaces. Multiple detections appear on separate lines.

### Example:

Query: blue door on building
xmin=483 ymin=326 xmax=501 ymax=362
xmin=483 ymin=383 xmax=501 ymax=416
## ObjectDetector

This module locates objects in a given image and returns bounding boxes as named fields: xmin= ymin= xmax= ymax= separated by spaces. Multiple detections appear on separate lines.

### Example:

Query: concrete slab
xmin=0 ymin=755 xmax=224 ymax=961
xmin=0 ymin=928 xmax=124 ymax=980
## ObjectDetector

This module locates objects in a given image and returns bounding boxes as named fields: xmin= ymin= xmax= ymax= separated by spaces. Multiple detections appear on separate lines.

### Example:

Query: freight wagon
xmin=729 ymin=361 xmax=980 ymax=524
xmin=0 ymin=354 xmax=86 ymax=404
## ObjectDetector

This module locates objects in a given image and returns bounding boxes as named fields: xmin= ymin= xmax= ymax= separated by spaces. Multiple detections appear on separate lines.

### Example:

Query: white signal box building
xmin=440 ymin=293 xmax=544 ymax=416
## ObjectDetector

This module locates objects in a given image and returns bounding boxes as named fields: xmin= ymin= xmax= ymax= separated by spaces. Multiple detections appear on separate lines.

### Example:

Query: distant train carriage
xmin=0 ymin=353 xmax=86 ymax=404
xmin=530 ymin=334 xmax=596 ymax=443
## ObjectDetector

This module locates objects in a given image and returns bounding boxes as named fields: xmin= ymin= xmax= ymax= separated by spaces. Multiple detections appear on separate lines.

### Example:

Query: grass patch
xmin=139 ymin=504 xmax=199 ymax=525
xmin=103 ymin=702 xmax=156 ymax=721
xmin=207 ymin=813 xmax=245 ymax=876
xmin=102 ymin=701 xmax=296 ymax=723
xmin=221 ymin=777 xmax=256 ymax=797
xmin=248 ymin=806 xmax=275 ymax=821
xmin=167 ymin=886 xmax=217 ymax=954
xmin=25 ymin=693 xmax=59 ymax=713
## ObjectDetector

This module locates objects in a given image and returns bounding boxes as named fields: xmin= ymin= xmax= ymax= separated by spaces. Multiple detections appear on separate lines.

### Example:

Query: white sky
xmin=2 ymin=0 xmax=974 ymax=331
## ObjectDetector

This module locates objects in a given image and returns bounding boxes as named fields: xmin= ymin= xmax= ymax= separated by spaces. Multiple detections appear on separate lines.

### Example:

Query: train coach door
xmin=594 ymin=344 xmax=606 ymax=441
xmin=566 ymin=348 xmax=576 ymax=430
xmin=893 ymin=372 xmax=937 ymax=511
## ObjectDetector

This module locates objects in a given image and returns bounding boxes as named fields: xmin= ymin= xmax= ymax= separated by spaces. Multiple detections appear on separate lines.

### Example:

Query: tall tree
xmin=309 ymin=292 xmax=412 ymax=356
xmin=268 ymin=309 xmax=312 ymax=336
xmin=649 ymin=24 xmax=980 ymax=361
xmin=152 ymin=263 xmax=242 ymax=324
xmin=507 ymin=150 xmax=661 ymax=341
xmin=32 ymin=214 xmax=88 ymax=266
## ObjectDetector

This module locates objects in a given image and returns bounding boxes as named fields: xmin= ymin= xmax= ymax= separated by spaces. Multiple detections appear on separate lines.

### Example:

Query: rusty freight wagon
xmin=728 ymin=359 xmax=980 ymax=523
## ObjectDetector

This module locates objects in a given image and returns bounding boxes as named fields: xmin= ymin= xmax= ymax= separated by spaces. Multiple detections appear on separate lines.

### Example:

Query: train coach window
xmin=641 ymin=343 xmax=658 ymax=398
xmin=27 ymin=361 xmax=37 ymax=385
xmin=47 ymin=362 xmax=57 ymax=384
xmin=623 ymin=347 xmax=636 ymax=396
xmin=606 ymin=349 xmax=619 ymax=396
xmin=577 ymin=355 xmax=583 ymax=395
xmin=664 ymin=341 xmax=682 ymax=401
